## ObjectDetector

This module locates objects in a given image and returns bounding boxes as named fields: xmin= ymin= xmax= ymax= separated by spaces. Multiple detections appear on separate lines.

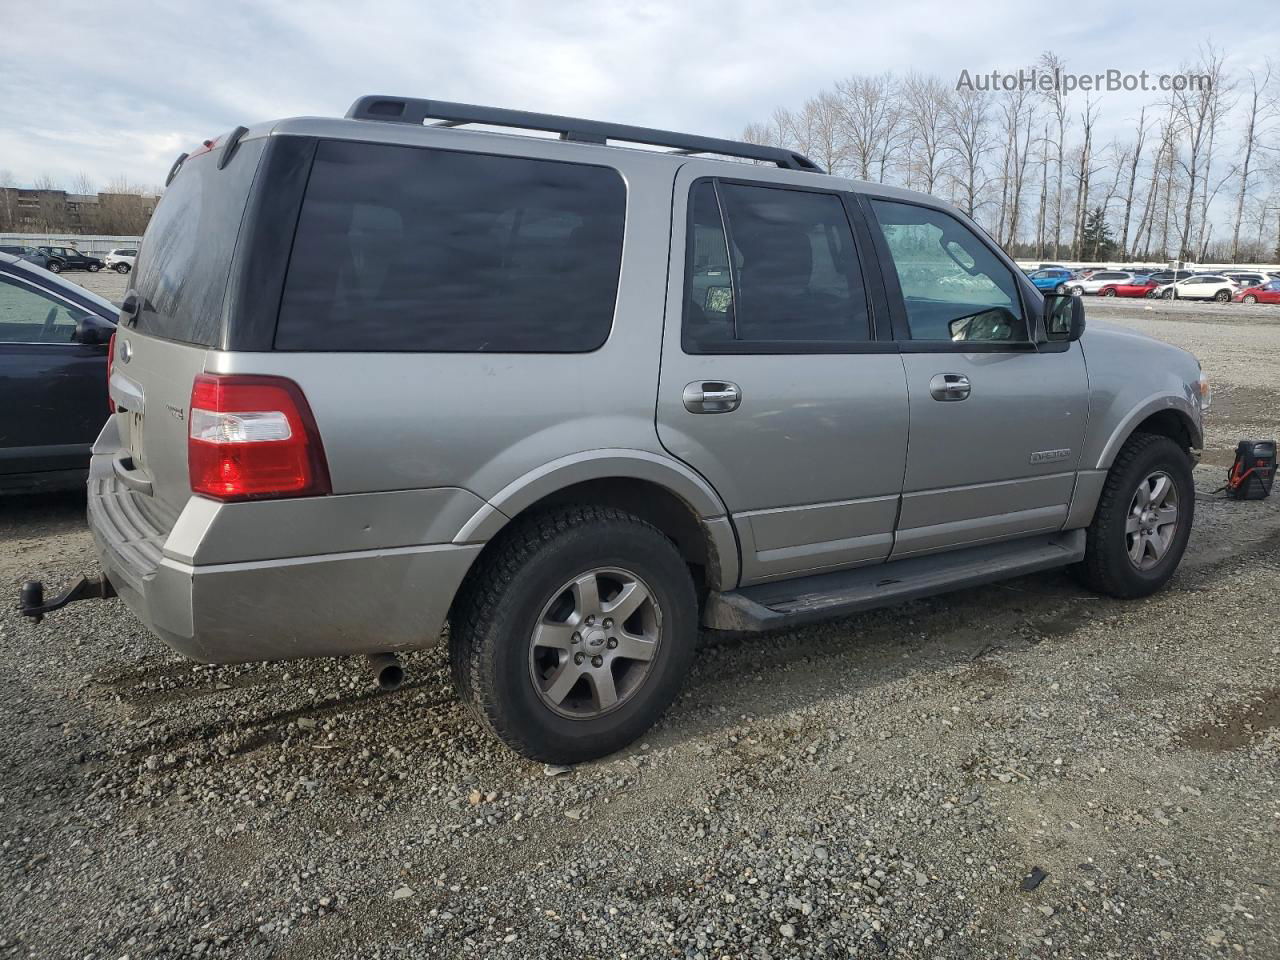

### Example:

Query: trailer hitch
xmin=19 ymin=576 xmax=115 ymax=623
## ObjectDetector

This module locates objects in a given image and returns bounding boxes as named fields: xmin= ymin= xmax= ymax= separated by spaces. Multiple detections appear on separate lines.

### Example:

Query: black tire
xmin=88 ymin=263 xmax=100 ymax=272
xmin=449 ymin=505 xmax=698 ymax=763
xmin=1055 ymin=283 xmax=1067 ymax=294
xmin=1070 ymin=285 xmax=1084 ymax=296
xmin=1077 ymin=433 xmax=1194 ymax=598
xmin=114 ymin=263 xmax=131 ymax=274
xmin=1102 ymin=288 xmax=1117 ymax=297
xmin=47 ymin=261 xmax=62 ymax=274
xmin=1244 ymin=294 xmax=1257 ymax=304
xmin=1161 ymin=288 xmax=1173 ymax=299
xmin=1214 ymin=289 xmax=1230 ymax=302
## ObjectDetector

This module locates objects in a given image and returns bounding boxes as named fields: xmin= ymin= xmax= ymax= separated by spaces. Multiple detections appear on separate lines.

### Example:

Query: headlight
xmin=1195 ymin=367 xmax=1212 ymax=413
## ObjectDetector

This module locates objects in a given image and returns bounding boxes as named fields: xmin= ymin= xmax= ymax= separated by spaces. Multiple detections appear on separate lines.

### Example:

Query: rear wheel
xmin=47 ymin=261 xmax=62 ymax=274
xmin=1077 ymin=433 xmax=1193 ymax=598
xmin=449 ymin=505 xmax=698 ymax=763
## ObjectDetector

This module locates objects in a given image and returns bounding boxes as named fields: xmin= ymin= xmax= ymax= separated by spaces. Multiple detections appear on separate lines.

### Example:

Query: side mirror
xmin=1043 ymin=293 xmax=1086 ymax=343
xmin=73 ymin=314 xmax=115 ymax=345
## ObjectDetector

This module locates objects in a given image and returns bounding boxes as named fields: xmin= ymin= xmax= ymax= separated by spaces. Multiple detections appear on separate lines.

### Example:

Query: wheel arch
xmin=1095 ymin=399 xmax=1202 ymax=470
xmin=453 ymin=451 xmax=740 ymax=592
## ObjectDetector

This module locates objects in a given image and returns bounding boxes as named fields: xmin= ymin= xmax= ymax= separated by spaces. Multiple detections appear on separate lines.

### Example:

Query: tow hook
xmin=19 ymin=576 xmax=116 ymax=623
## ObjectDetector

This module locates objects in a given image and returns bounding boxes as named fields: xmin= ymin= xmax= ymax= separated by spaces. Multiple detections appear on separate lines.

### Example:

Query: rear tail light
xmin=188 ymin=373 xmax=331 ymax=501
xmin=106 ymin=332 xmax=117 ymax=413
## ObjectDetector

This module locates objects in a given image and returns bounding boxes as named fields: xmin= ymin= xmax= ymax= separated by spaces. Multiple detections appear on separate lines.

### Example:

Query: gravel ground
xmin=2 ymin=288 xmax=1279 ymax=959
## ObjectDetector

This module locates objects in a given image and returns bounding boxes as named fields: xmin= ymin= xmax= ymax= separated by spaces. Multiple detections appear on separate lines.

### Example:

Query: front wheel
xmin=1070 ymin=285 xmax=1085 ymax=296
xmin=1077 ymin=433 xmax=1194 ymax=598
xmin=114 ymin=263 xmax=131 ymax=274
xmin=1214 ymin=289 xmax=1230 ymax=302
xmin=1244 ymin=294 xmax=1258 ymax=304
xmin=88 ymin=264 xmax=100 ymax=272
xmin=1102 ymin=288 xmax=1117 ymax=297
xmin=1054 ymin=283 xmax=1067 ymax=294
xmin=449 ymin=506 xmax=698 ymax=763
xmin=1162 ymin=288 xmax=1174 ymax=299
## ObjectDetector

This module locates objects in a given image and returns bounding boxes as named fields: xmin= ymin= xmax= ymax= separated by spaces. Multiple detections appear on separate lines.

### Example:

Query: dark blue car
xmin=1027 ymin=268 xmax=1075 ymax=293
xmin=0 ymin=252 xmax=117 ymax=493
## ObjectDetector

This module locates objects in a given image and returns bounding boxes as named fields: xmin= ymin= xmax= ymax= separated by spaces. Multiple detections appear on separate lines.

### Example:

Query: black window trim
xmin=268 ymin=136 xmax=629 ymax=355
xmin=858 ymin=192 xmax=1047 ymax=355
xmin=680 ymin=175 xmax=895 ymax=356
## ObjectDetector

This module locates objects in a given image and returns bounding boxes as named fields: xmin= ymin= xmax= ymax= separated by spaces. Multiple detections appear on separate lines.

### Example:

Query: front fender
xmin=1094 ymin=393 xmax=1203 ymax=469
xmin=1079 ymin=323 xmax=1204 ymax=470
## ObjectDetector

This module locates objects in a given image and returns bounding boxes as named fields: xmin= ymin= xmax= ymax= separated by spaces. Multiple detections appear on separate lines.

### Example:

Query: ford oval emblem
xmin=118 ymin=339 xmax=132 ymax=364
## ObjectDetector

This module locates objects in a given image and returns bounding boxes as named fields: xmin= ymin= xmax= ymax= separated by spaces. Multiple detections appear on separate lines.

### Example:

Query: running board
xmin=703 ymin=530 xmax=1085 ymax=632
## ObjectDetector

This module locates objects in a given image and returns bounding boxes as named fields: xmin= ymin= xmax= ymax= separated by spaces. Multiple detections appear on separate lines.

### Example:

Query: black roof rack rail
xmin=344 ymin=96 xmax=823 ymax=172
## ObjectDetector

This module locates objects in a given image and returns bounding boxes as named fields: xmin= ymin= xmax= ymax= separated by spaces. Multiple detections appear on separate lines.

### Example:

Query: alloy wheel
xmin=1126 ymin=470 xmax=1179 ymax=571
xmin=528 ymin=566 xmax=662 ymax=719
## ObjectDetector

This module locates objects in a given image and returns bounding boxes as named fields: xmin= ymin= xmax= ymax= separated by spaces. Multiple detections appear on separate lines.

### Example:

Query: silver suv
xmin=22 ymin=97 xmax=1209 ymax=764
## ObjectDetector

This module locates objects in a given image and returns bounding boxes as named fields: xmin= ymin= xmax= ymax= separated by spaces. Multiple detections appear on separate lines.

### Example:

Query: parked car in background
xmin=20 ymin=98 xmax=1208 ymax=764
xmin=1153 ymin=275 xmax=1236 ymax=302
xmin=1028 ymin=267 xmax=1076 ymax=292
xmin=103 ymin=248 xmax=137 ymax=274
xmin=1224 ymin=271 xmax=1269 ymax=289
xmin=1069 ymin=270 xmax=1136 ymax=295
xmin=1233 ymin=279 xmax=1280 ymax=304
xmin=1147 ymin=270 xmax=1196 ymax=285
xmin=1097 ymin=276 xmax=1159 ymax=298
xmin=38 ymin=245 xmax=104 ymax=273
xmin=0 ymin=245 xmax=50 ymax=268
xmin=0 ymin=251 xmax=117 ymax=493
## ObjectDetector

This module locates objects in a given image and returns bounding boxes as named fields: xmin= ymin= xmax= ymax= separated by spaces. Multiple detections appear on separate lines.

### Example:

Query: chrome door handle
xmin=929 ymin=373 xmax=971 ymax=401
xmin=683 ymin=380 xmax=741 ymax=413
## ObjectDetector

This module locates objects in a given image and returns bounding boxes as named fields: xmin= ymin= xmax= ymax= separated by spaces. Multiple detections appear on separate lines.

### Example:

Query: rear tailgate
xmin=111 ymin=133 xmax=268 ymax=523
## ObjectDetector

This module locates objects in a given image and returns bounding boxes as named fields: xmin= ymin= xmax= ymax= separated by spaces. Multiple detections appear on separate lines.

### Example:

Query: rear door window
xmin=275 ymin=140 xmax=626 ymax=352
xmin=683 ymin=180 xmax=870 ymax=352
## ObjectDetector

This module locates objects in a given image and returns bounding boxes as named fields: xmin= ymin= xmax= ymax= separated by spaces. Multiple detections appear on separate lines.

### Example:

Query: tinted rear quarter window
xmin=274 ymin=140 xmax=626 ymax=352
xmin=132 ymin=138 xmax=266 ymax=345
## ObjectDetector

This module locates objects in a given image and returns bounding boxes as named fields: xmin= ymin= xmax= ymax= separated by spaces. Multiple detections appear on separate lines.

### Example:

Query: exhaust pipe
xmin=368 ymin=653 xmax=404 ymax=692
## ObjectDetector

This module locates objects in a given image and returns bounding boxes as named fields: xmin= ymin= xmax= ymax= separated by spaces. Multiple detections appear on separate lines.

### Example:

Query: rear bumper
xmin=87 ymin=449 xmax=483 ymax=664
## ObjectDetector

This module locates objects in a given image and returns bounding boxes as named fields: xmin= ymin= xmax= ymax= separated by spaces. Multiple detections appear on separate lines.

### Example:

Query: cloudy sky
xmin=1 ymin=0 xmax=1274 ymax=192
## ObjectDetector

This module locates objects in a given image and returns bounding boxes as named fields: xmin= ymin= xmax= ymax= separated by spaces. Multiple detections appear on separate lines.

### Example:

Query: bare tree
xmin=797 ymin=91 xmax=848 ymax=175
xmin=1070 ymin=95 xmax=1101 ymax=258
xmin=1168 ymin=46 xmax=1231 ymax=259
xmin=1118 ymin=107 xmax=1149 ymax=257
xmin=1230 ymin=62 xmax=1276 ymax=262
xmin=901 ymin=72 xmax=952 ymax=193
xmin=944 ymin=86 xmax=993 ymax=217
xmin=995 ymin=80 xmax=1037 ymax=246
xmin=1038 ymin=51 xmax=1071 ymax=258
xmin=836 ymin=73 xmax=903 ymax=181
xmin=1035 ymin=122 xmax=1051 ymax=257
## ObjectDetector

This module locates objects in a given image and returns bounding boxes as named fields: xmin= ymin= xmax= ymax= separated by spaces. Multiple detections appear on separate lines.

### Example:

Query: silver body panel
xmin=86 ymin=115 xmax=1205 ymax=664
